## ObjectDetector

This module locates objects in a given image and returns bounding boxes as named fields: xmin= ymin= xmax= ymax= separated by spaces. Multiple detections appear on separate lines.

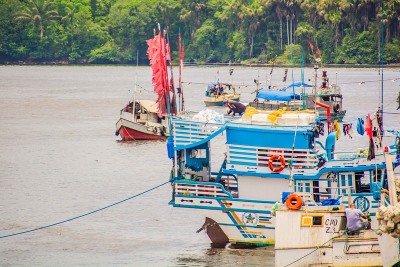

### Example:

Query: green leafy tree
xmin=14 ymin=0 xmax=60 ymax=39
xmin=275 ymin=43 xmax=302 ymax=64
xmin=88 ymin=40 xmax=120 ymax=63
xmin=384 ymin=38 xmax=400 ymax=64
xmin=0 ymin=0 xmax=30 ymax=60
xmin=335 ymin=28 xmax=378 ymax=64
xmin=108 ymin=0 xmax=159 ymax=63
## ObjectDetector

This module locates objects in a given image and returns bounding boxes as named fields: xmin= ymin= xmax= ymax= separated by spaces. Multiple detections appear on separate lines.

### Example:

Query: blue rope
xmin=0 ymin=180 xmax=170 ymax=239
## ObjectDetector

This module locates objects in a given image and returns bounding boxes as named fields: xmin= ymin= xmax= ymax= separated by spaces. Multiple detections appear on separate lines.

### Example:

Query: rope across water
xmin=0 ymin=180 xmax=170 ymax=239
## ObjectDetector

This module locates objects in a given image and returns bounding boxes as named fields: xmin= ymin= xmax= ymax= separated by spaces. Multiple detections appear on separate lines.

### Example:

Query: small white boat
xmin=274 ymin=192 xmax=382 ymax=267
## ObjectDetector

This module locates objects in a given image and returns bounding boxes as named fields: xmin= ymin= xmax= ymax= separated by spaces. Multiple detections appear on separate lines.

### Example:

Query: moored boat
xmin=204 ymin=82 xmax=240 ymax=106
xmin=167 ymin=105 xmax=400 ymax=248
xmin=248 ymin=68 xmax=346 ymax=121
xmin=274 ymin=196 xmax=382 ymax=266
xmin=115 ymin=100 xmax=169 ymax=141
xmin=116 ymin=27 xmax=182 ymax=141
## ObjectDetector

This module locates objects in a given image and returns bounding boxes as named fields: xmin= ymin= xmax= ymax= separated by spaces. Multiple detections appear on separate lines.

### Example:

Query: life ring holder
xmin=285 ymin=193 xmax=303 ymax=210
xmin=268 ymin=154 xmax=286 ymax=173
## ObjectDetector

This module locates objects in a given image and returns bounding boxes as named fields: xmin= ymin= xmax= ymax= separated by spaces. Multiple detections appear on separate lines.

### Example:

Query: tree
xmin=14 ymin=0 xmax=60 ymax=39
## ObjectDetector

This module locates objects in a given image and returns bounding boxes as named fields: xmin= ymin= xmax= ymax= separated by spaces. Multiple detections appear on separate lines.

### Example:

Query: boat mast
xmin=380 ymin=0 xmax=385 ymax=130
xmin=132 ymin=50 xmax=139 ymax=121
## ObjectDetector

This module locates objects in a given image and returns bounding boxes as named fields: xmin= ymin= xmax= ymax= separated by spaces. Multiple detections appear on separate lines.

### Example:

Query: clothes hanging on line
xmin=343 ymin=123 xmax=353 ymax=139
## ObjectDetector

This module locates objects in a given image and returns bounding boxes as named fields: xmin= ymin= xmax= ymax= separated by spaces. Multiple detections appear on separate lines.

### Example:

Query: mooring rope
xmin=0 ymin=180 xmax=170 ymax=239
xmin=284 ymin=231 xmax=347 ymax=267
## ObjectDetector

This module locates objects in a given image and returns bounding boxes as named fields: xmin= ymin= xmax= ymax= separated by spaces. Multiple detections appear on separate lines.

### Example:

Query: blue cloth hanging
xmin=357 ymin=118 xmax=364 ymax=135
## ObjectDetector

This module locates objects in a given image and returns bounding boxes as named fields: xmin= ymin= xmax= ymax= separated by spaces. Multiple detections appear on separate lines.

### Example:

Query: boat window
xmin=370 ymin=169 xmax=382 ymax=183
xmin=301 ymin=214 xmax=324 ymax=227
xmin=355 ymin=171 xmax=371 ymax=193
xmin=189 ymin=149 xmax=207 ymax=158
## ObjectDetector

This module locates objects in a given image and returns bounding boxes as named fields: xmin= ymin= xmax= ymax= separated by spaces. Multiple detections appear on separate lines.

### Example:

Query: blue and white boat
xmin=167 ymin=106 xmax=400 ymax=248
xmin=248 ymin=69 xmax=346 ymax=122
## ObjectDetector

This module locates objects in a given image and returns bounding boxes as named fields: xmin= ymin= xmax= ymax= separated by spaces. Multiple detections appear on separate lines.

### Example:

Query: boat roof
xmin=137 ymin=100 xmax=158 ymax=113
xmin=256 ymin=90 xmax=300 ymax=101
xmin=281 ymin=82 xmax=312 ymax=91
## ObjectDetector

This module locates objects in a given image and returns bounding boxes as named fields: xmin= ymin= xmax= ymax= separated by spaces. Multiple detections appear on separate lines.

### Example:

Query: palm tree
xmin=14 ymin=0 xmax=59 ymax=39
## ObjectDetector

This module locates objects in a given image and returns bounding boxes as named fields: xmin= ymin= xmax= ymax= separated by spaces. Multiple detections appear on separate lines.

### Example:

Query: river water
xmin=0 ymin=65 xmax=399 ymax=266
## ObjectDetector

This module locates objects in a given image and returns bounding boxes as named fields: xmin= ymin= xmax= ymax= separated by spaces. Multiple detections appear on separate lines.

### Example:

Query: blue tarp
xmin=256 ymin=90 xmax=301 ymax=101
xmin=321 ymin=198 xmax=340 ymax=206
xmin=281 ymin=82 xmax=312 ymax=91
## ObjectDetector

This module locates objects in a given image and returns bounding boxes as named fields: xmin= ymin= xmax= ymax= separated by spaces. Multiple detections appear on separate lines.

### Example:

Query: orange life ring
xmin=285 ymin=193 xmax=303 ymax=210
xmin=268 ymin=154 xmax=286 ymax=172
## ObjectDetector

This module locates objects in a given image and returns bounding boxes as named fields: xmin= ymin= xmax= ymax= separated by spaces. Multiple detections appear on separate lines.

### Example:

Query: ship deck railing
xmin=292 ymin=186 xmax=353 ymax=206
xmin=228 ymin=144 xmax=319 ymax=169
xmin=173 ymin=179 xmax=236 ymax=198
xmin=172 ymin=118 xmax=225 ymax=148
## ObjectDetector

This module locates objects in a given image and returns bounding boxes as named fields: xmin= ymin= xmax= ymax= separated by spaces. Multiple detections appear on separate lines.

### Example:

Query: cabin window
xmin=355 ymin=171 xmax=371 ymax=193
xmin=370 ymin=169 xmax=382 ymax=183
xmin=339 ymin=173 xmax=353 ymax=195
xmin=295 ymin=182 xmax=312 ymax=193
xmin=318 ymin=180 xmax=331 ymax=201
xmin=189 ymin=149 xmax=207 ymax=158
xmin=301 ymin=214 xmax=324 ymax=227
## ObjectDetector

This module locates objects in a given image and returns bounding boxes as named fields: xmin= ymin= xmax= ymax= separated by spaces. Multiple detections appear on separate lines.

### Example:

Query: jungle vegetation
xmin=1 ymin=0 xmax=399 ymax=65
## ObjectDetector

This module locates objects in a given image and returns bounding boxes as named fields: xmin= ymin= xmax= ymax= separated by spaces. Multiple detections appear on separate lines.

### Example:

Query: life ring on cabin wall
xmin=333 ymin=102 xmax=341 ymax=113
xmin=285 ymin=193 xmax=303 ymax=210
xmin=268 ymin=154 xmax=286 ymax=173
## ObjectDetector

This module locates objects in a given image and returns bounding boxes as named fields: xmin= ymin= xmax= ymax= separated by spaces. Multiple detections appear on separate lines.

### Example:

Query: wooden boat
xmin=115 ymin=100 xmax=169 ymax=141
xmin=167 ymin=105 xmax=400 ymax=248
xmin=274 ymin=197 xmax=382 ymax=266
xmin=248 ymin=69 xmax=346 ymax=121
xmin=204 ymin=82 xmax=240 ymax=106
xmin=116 ymin=28 xmax=182 ymax=141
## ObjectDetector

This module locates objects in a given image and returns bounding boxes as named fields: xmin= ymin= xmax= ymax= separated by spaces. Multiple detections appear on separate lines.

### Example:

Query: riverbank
xmin=2 ymin=60 xmax=400 ymax=68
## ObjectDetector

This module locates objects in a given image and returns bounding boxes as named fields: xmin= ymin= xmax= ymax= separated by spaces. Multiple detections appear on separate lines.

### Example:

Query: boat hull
xmin=204 ymin=94 xmax=240 ymax=106
xmin=171 ymin=182 xmax=276 ymax=247
xmin=275 ymin=206 xmax=382 ymax=267
xmin=116 ymin=118 xmax=168 ymax=141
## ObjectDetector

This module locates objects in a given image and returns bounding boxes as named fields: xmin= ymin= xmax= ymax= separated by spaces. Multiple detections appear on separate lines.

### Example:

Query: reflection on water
xmin=176 ymin=246 xmax=275 ymax=267
xmin=0 ymin=65 xmax=399 ymax=266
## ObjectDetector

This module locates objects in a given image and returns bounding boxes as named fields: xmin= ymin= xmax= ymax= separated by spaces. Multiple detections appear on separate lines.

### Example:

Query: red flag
xmin=147 ymin=31 xmax=169 ymax=117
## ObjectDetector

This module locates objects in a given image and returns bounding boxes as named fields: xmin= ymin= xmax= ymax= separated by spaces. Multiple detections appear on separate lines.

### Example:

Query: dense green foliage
xmin=1 ymin=0 xmax=399 ymax=64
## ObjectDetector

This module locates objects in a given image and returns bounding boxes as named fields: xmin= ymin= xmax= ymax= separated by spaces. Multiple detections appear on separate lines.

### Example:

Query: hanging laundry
xmin=397 ymin=90 xmax=400 ymax=110
xmin=365 ymin=114 xmax=373 ymax=139
xmin=375 ymin=110 xmax=384 ymax=134
xmin=365 ymin=114 xmax=375 ymax=161
xmin=357 ymin=118 xmax=364 ymax=135
xmin=333 ymin=120 xmax=340 ymax=140
xmin=343 ymin=123 xmax=353 ymax=139
xmin=368 ymin=138 xmax=376 ymax=160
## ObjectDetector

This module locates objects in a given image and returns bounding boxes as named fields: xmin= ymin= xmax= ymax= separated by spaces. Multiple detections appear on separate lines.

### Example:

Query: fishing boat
xmin=204 ymin=82 xmax=240 ymax=106
xmin=274 ymin=195 xmax=382 ymax=266
xmin=167 ymin=104 xmax=400 ymax=247
xmin=115 ymin=100 xmax=169 ymax=141
xmin=248 ymin=67 xmax=346 ymax=121
xmin=116 ymin=27 xmax=184 ymax=141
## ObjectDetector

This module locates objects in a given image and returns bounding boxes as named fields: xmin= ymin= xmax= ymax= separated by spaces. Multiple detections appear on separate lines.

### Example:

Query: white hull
xmin=275 ymin=206 xmax=382 ymax=267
